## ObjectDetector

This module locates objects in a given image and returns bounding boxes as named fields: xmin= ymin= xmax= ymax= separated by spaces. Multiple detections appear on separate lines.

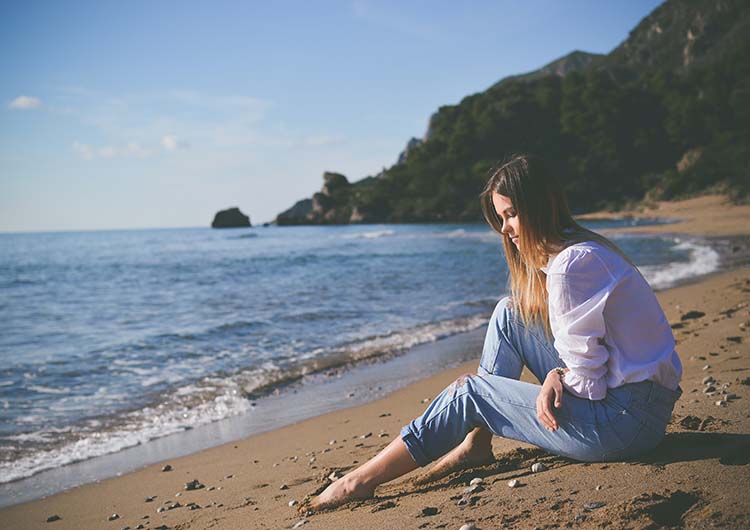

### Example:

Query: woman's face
xmin=492 ymin=192 xmax=520 ymax=249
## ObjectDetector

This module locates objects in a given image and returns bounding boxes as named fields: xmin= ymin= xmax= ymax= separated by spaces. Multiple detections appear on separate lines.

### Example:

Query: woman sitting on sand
xmin=314 ymin=154 xmax=683 ymax=510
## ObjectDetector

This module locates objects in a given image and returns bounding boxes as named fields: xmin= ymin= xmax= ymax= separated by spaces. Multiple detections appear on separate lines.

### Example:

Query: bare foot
xmin=310 ymin=474 xmax=374 ymax=511
xmin=415 ymin=433 xmax=494 ymax=484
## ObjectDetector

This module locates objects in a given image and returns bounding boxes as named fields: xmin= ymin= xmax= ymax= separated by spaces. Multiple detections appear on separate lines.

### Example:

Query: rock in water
xmin=211 ymin=207 xmax=251 ymax=228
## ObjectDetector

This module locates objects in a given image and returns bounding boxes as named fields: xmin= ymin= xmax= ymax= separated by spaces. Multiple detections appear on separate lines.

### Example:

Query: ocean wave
xmin=337 ymin=229 xmax=395 ymax=239
xmin=432 ymin=229 xmax=496 ymax=241
xmin=26 ymin=385 xmax=71 ymax=395
xmin=641 ymin=239 xmax=720 ymax=290
xmin=0 ymin=313 xmax=490 ymax=485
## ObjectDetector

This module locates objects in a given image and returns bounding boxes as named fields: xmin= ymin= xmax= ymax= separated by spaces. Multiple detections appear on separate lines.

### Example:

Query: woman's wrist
xmin=548 ymin=367 xmax=568 ymax=382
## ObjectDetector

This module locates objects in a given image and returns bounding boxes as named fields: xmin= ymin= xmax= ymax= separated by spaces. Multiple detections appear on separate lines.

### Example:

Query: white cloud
xmin=9 ymin=96 xmax=42 ymax=110
xmin=125 ymin=142 xmax=151 ymax=157
xmin=73 ymin=141 xmax=152 ymax=160
xmin=161 ymin=134 xmax=189 ymax=151
xmin=161 ymin=134 xmax=178 ymax=151
xmin=98 ymin=146 xmax=117 ymax=158
xmin=73 ymin=142 xmax=94 ymax=160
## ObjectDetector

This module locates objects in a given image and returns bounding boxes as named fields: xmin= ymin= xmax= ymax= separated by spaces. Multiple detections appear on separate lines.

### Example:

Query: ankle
xmin=340 ymin=473 xmax=373 ymax=497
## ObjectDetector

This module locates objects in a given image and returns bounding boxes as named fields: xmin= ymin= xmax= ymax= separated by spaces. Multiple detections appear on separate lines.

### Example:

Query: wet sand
xmin=3 ymin=194 xmax=749 ymax=530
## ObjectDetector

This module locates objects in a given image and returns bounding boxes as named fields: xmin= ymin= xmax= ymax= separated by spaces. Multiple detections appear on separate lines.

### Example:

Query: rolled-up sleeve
xmin=547 ymin=250 xmax=615 ymax=400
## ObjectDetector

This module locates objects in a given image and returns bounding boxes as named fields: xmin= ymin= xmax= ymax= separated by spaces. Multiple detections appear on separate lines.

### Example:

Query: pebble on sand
xmin=108 ymin=513 xmax=120 ymax=521
xmin=703 ymin=365 xmax=711 ymax=370
xmin=292 ymin=519 xmax=308 ymax=528
xmin=280 ymin=484 xmax=289 ymax=490
xmin=531 ymin=462 xmax=546 ymax=473
xmin=46 ymin=515 xmax=61 ymax=522
xmin=463 ymin=484 xmax=484 ymax=495
xmin=161 ymin=464 xmax=172 ymax=472
xmin=583 ymin=501 xmax=606 ymax=510
xmin=184 ymin=479 xmax=205 ymax=491
xmin=459 ymin=524 xmax=480 ymax=530
xmin=507 ymin=479 xmax=520 ymax=488
xmin=469 ymin=477 xmax=484 ymax=486
xmin=288 ymin=500 xmax=298 ymax=507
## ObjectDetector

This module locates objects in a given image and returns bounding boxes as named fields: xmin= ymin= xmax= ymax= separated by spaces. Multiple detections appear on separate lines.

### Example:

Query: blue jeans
xmin=401 ymin=297 xmax=682 ymax=465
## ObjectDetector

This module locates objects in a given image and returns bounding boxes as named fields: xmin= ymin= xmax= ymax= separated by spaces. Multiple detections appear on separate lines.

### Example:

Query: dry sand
xmin=3 ymin=194 xmax=749 ymax=530
xmin=577 ymin=194 xmax=750 ymax=238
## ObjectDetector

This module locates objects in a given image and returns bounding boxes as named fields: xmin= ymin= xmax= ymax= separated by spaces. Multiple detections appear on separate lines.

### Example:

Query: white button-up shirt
xmin=543 ymin=240 xmax=682 ymax=400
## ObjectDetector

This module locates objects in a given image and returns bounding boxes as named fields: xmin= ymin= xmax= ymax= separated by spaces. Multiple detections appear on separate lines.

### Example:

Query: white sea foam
xmin=0 ymin=313 xmax=491 ymax=485
xmin=641 ymin=239 xmax=720 ymax=290
xmin=26 ymin=385 xmax=71 ymax=395
xmin=0 ymin=380 xmax=254 ymax=484
xmin=338 ymin=229 xmax=395 ymax=239
xmin=433 ymin=229 xmax=496 ymax=241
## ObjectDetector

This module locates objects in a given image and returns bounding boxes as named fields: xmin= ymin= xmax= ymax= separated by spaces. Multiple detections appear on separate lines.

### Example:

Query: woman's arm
xmin=547 ymin=248 xmax=616 ymax=401
xmin=536 ymin=366 xmax=569 ymax=431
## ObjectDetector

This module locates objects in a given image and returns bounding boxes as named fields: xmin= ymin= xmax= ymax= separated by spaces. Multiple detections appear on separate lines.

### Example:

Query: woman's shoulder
xmin=548 ymin=240 xmax=620 ymax=276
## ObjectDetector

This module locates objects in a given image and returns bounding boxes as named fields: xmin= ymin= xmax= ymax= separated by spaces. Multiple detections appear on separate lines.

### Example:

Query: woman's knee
xmin=491 ymin=297 xmax=513 ymax=328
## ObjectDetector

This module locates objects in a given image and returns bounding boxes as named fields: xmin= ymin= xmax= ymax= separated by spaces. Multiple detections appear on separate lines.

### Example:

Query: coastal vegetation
xmin=277 ymin=0 xmax=749 ymax=225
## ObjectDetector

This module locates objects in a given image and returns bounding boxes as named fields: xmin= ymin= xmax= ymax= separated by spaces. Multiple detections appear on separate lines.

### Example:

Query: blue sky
xmin=1 ymin=0 xmax=663 ymax=232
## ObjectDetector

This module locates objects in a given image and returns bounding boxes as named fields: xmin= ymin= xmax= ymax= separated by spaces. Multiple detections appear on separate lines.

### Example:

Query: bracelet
xmin=552 ymin=367 xmax=566 ymax=381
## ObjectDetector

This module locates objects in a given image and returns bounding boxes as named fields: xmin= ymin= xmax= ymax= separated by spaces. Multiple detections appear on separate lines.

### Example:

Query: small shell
xmin=531 ymin=462 xmax=546 ymax=473
xmin=507 ymin=479 xmax=520 ymax=488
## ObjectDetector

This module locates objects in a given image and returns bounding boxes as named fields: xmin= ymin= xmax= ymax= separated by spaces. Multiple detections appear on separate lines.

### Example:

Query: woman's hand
xmin=536 ymin=369 xmax=565 ymax=431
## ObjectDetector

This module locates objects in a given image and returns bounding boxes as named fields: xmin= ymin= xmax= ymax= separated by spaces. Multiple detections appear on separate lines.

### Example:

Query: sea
xmin=0 ymin=220 xmax=721 ymax=506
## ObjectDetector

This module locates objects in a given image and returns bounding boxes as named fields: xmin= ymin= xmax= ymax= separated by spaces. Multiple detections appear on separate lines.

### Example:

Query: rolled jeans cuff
xmin=400 ymin=424 xmax=430 ymax=467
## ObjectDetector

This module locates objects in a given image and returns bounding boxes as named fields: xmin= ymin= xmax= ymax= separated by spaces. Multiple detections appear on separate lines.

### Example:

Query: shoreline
xmin=0 ymin=231 xmax=736 ymax=507
xmin=3 ymin=265 xmax=748 ymax=529
xmin=2 ymin=194 xmax=750 ymax=529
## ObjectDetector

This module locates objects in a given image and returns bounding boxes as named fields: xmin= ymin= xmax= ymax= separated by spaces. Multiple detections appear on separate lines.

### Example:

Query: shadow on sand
xmin=635 ymin=431 xmax=750 ymax=465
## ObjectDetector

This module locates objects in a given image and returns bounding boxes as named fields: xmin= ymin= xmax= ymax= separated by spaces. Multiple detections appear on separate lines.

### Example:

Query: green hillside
xmin=277 ymin=0 xmax=749 ymax=225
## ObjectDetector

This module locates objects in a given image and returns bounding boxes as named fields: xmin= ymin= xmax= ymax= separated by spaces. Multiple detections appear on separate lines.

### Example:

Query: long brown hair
xmin=480 ymin=154 xmax=636 ymax=333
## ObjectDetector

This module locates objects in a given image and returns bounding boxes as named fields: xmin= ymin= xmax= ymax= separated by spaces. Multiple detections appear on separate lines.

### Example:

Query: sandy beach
xmin=3 ymin=194 xmax=749 ymax=530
